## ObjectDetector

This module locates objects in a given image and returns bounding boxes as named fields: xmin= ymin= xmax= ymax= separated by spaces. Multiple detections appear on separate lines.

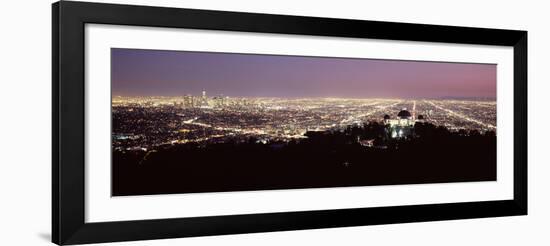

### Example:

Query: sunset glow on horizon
xmin=112 ymin=48 xmax=496 ymax=99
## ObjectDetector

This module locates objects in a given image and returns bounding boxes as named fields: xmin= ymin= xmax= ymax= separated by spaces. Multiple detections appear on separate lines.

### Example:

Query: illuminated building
xmin=199 ymin=90 xmax=211 ymax=108
xmin=384 ymin=109 xmax=415 ymax=138
xmin=213 ymin=95 xmax=225 ymax=108
xmin=184 ymin=95 xmax=194 ymax=108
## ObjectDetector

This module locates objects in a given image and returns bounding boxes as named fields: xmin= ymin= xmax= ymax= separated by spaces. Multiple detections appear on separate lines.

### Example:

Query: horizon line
xmin=112 ymin=95 xmax=497 ymax=100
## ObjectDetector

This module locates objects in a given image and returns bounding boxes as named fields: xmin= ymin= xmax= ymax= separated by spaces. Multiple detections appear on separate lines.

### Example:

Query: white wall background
xmin=0 ymin=0 xmax=547 ymax=245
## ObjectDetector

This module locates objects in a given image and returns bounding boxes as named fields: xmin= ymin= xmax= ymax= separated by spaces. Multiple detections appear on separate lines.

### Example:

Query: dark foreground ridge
xmin=112 ymin=122 xmax=496 ymax=196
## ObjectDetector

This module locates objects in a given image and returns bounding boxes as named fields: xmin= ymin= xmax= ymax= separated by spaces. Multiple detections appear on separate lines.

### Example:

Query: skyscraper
xmin=184 ymin=95 xmax=194 ymax=108
xmin=200 ymin=90 xmax=210 ymax=108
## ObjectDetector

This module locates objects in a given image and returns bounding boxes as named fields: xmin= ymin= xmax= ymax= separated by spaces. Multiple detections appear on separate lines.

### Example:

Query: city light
xmin=112 ymin=93 xmax=496 ymax=151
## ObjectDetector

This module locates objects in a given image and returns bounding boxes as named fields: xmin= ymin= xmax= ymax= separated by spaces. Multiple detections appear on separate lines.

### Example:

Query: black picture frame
xmin=52 ymin=1 xmax=527 ymax=245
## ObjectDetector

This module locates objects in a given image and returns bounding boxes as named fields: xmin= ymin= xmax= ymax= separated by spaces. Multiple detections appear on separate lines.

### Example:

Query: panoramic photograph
xmin=111 ymin=48 xmax=497 ymax=196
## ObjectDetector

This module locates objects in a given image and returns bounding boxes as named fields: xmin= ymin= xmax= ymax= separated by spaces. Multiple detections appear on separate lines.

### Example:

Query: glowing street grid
xmin=112 ymin=96 xmax=496 ymax=150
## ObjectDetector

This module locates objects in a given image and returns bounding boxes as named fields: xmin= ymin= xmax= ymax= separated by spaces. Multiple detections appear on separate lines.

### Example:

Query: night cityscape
xmin=112 ymin=95 xmax=496 ymax=151
xmin=111 ymin=48 xmax=497 ymax=196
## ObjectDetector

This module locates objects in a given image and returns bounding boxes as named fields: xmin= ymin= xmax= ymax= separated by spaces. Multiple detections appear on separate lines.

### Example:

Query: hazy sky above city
xmin=112 ymin=48 xmax=496 ymax=99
